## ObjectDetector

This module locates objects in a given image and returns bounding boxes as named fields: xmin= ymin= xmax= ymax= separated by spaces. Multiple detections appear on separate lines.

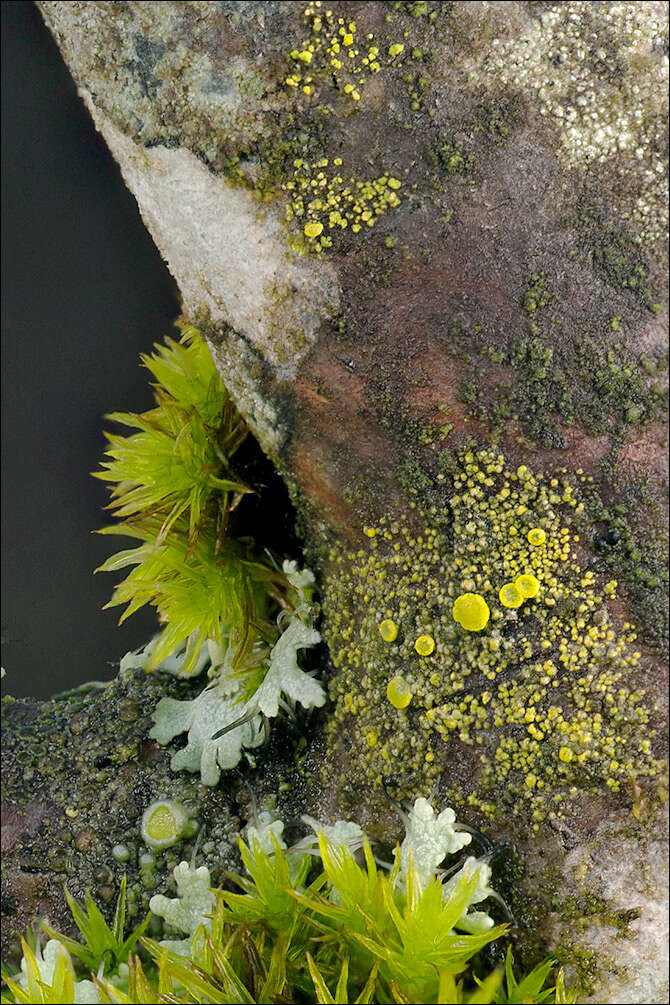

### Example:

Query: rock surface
xmin=2 ymin=2 xmax=667 ymax=1001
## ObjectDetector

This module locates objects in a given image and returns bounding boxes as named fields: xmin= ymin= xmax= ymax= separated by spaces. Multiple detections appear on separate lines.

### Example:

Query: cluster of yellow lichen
xmin=283 ymin=157 xmax=402 ymax=250
xmin=285 ymin=3 xmax=404 ymax=102
xmin=323 ymin=448 xmax=659 ymax=826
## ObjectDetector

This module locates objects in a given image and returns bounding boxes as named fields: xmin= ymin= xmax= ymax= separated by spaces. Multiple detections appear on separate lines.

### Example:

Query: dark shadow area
xmin=1 ymin=1 xmax=181 ymax=697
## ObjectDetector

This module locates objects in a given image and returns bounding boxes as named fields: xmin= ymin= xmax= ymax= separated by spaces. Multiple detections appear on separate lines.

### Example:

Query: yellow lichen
xmin=452 ymin=593 xmax=491 ymax=632
xmin=516 ymin=573 xmax=541 ymax=599
xmin=304 ymin=221 xmax=324 ymax=238
xmin=414 ymin=635 xmax=435 ymax=656
xmin=527 ymin=527 xmax=547 ymax=547
xmin=323 ymin=447 xmax=660 ymax=824
xmin=387 ymin=675 xmax=413 ymax=709
xmin=379 ymin=619 xmax=399 ymax=643
xmin=285 ymin=158 xmax=402 ymax=251
xmin=285 ymin=4 xmax=384 ymax=105
xmin=499 ymin=582 xmax=524 ymax=609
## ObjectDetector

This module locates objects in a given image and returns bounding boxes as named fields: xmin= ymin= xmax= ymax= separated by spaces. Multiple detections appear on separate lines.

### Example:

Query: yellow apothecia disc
xmin=414 ymin=634 xmax=435 ymax=656
xmin=515 ymin=573 xmax=540 ymax=598
xmin=304 ymin=221 xmax=323 ymax=238
xmin=386 ymin=676 xmax=412 ymax=709
xmin=499 ymin=583 xmax=524 ymax=608
xmin=527 ymin=527 xmax=546 ymax=546
xmin=378 ymin=619 xmax=399 ymax=643
xmin=146 ymin=806 xmax=177 ymax=841
xmin=452 ymin=593 xmax=490 ymax=631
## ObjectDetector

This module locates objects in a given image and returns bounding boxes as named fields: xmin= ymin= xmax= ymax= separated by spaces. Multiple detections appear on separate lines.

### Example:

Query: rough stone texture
xmin=3 ymin=2 xmax=667 ymax=1001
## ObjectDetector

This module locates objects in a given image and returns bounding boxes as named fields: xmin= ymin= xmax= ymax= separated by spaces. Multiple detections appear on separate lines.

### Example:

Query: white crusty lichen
xmin=442 ymin=856 xmax=497 ymax=933
xmin=149 ymin=667 xmax=265 ymax=786
xmin=149 ymin=861 xmax=217 ymax=955
xmin=19 ymin=940 xmax=101 ymax=1005
xmin=149 ymin=564 xmax=324 ymax=785
xmin=484 ymin=2 xmax=668 ymax=244
xmin=399 ymin=796 xmax=473 ymax=891
xmin=298 ymin=815 xmax=365 ymax=856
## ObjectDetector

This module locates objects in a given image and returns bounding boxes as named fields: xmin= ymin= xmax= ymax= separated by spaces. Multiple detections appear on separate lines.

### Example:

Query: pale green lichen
xmin=398 ymin=797 xmax=472 ymax=890
xmin=149 ymin=588 xmax=324 ymax=785
xmin=149 ymin=861 xmax=217 ymax=955
xmin=149 ymin=663 xmax=266 ymax=786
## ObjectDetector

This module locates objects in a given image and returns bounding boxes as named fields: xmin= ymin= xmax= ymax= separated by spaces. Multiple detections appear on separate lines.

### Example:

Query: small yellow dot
xmin=304 ymin=221 xmax=324 ymax=238
xmin=452 ymin=593 xmax=490 ymax=632
xmin=414 ymin=634 xmax=435 ymax=656
xmin=515 ymin=573 xmax=541 ymax=599
xmin=388 ymin=43 xmax=405 ymax=57
xmin=499 ymin=583 xmax=523 ymax=608
xmin=379 ymin=619 xmax=399 ymax=643
xmin=527 ymin=527 xmax=547 ymax=546
xmin=386 ymin=676 xmax=412 ymax=709
xmin=559 ymin=746 xmax=574 ymax=763
xmin=363 ymin=526 xmax=376 ymax=537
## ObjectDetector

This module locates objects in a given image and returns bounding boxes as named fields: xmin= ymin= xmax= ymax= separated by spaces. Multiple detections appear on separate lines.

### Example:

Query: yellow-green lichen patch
xmin=285 ymin=4 xmax=383 ymax=103
xmin=499 ymin=582 xmax=524 ymax=609
xmin=323 ymin=447 xmax=660 ymax=826
xmin=516 ymin=573 xmax=541 ymax=599
xmin=414 ymin=634 xmax=435 ymax=656
xmin=284 ymin=157 xmax=402 ymax=252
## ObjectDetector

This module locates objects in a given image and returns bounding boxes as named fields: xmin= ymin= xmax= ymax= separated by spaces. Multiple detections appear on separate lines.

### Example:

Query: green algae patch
xmin=322 ymin=447 xmax=662 ymax=826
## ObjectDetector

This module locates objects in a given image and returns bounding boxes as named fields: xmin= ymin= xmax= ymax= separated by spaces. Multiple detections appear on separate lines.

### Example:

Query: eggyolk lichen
xmin=386 ymin=675 xmax=413 ymax=708
xmin=499 ymin=583 xmax=524 ymax=608
xmin=379 ymin=619 xmax=399 ymax=642
xmin=414 ymin=635 xmax=435 ymax=656
xmin=527 ymin=527 xmax=547 ymax=546
xmin=452 ymin=593 xmax=490 ymax=631
xmin=516 ymin=573 xmax=541 ymax=598
xmin=304 ymin=221 xmax=324 ymax=238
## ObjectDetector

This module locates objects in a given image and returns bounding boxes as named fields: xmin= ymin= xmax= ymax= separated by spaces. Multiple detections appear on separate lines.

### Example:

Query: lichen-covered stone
xmin=16 ymin=3 xmax=670 ymax=1001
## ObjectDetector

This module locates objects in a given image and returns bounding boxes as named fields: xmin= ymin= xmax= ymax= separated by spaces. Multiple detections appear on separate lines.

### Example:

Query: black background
xmin=2 ymin=1 xmax=181 ymax=698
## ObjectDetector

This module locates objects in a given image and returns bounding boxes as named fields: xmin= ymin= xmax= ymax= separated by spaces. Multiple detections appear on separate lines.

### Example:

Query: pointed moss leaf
xmin=17 ymin=940 xmax=101 ymax=1005
xmin=120 ymin=634 xmax=210 ymax=679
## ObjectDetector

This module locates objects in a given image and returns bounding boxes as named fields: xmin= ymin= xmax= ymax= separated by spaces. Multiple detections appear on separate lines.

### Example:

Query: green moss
xmin=464 ymin=270 xmax=667 ymax=448
xmin=322 ymin=446 xmax=662 ymax=824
